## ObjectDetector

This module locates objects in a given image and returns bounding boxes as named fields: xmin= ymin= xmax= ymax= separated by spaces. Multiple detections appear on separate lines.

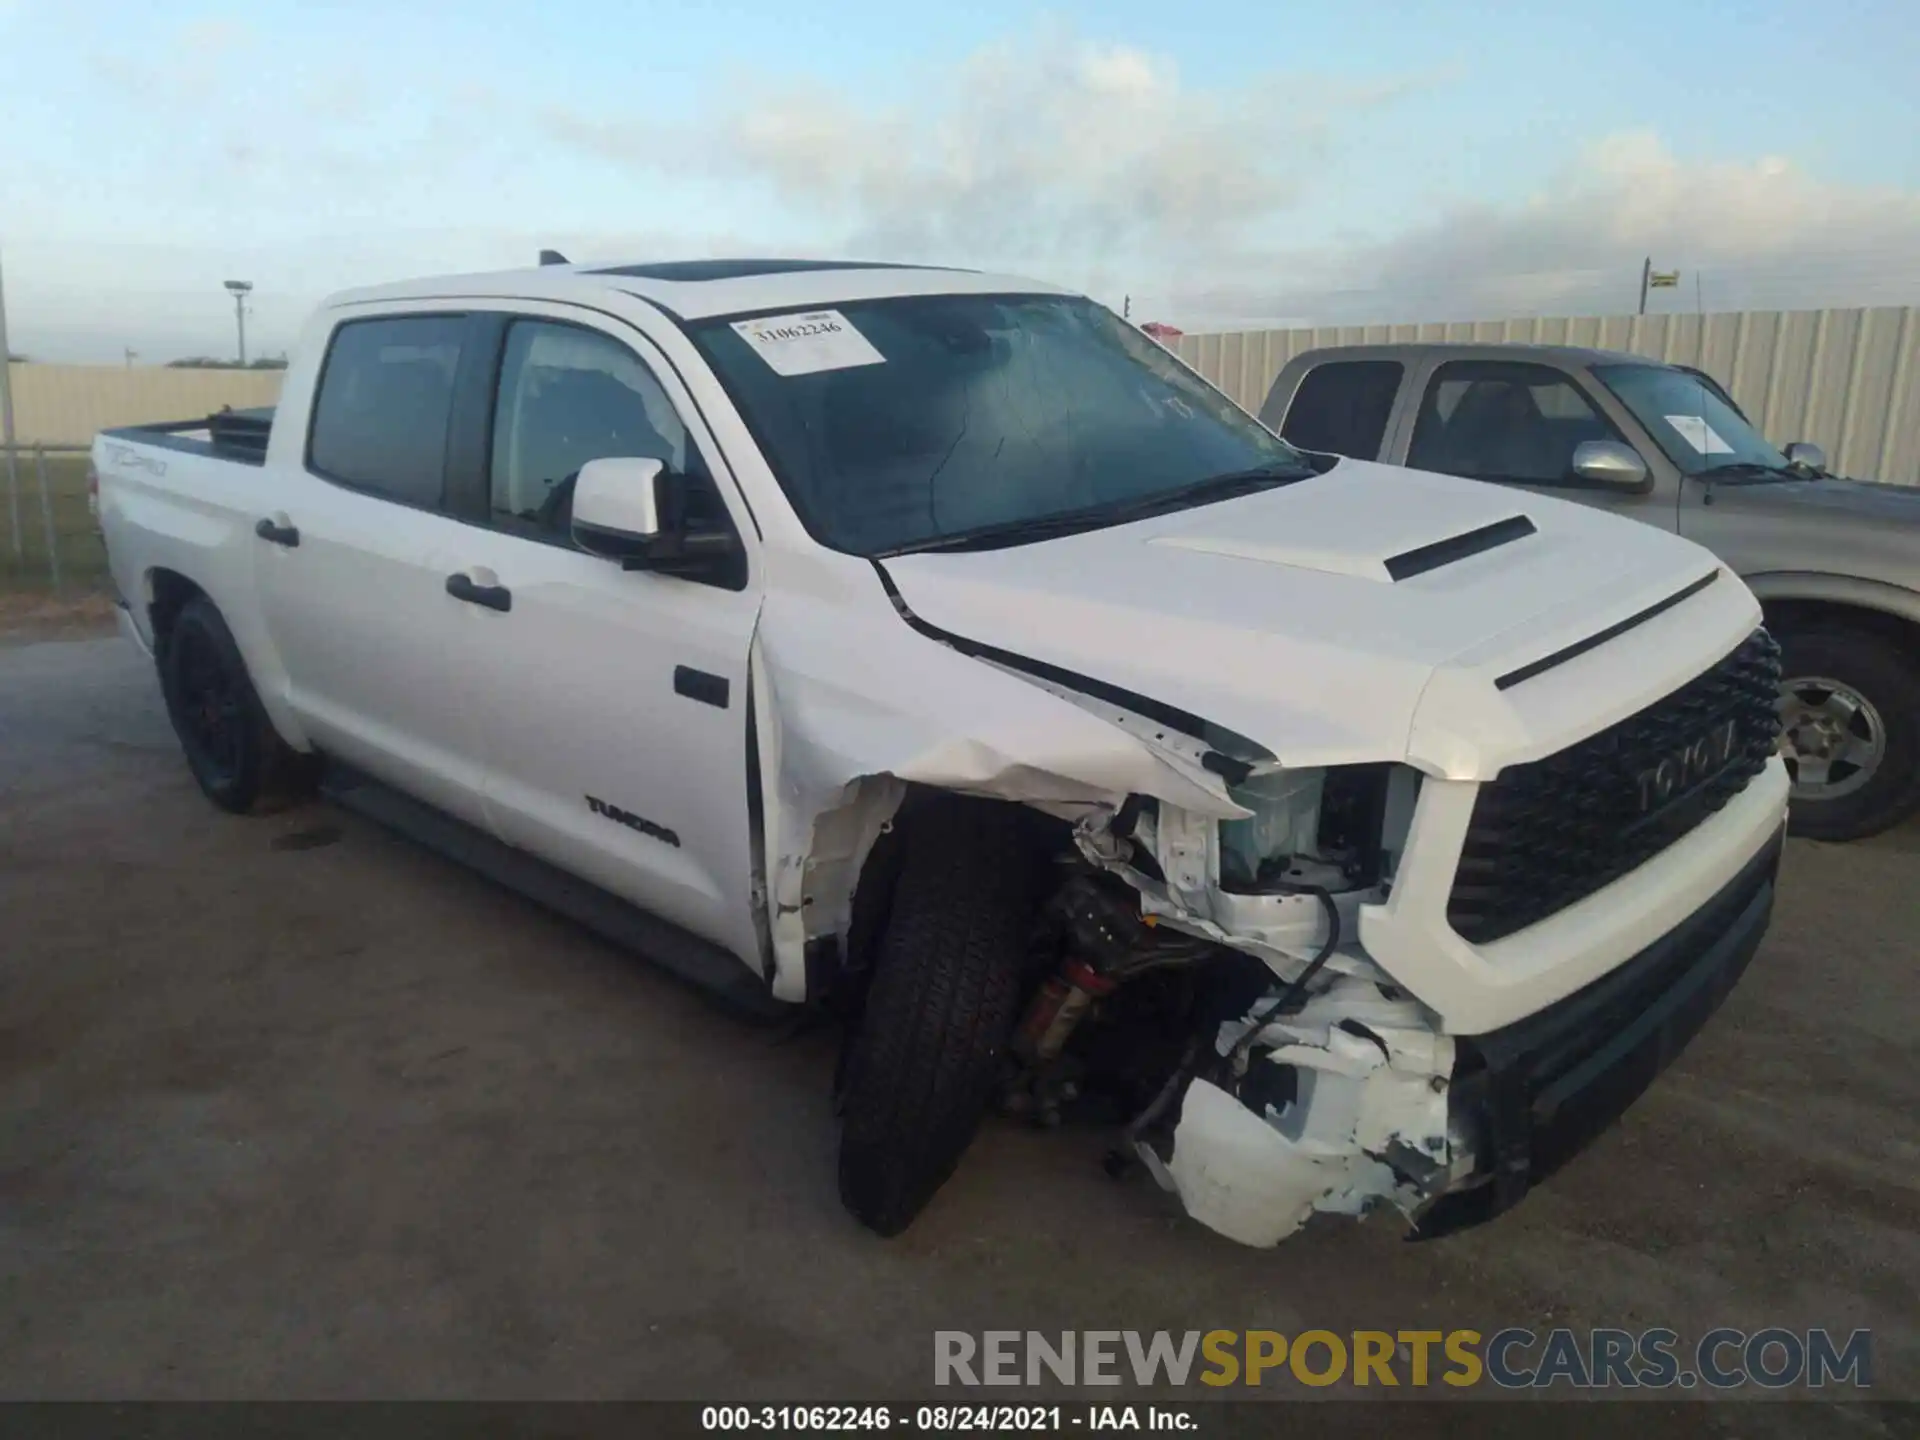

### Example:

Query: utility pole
xmin=224 ymin=279 xmax=253 ymax=365
xmin=0 ymin=242 xmax=20 ymax=560
xmin=1637 ymin=256 xmax=1652 ymax=316
xmin=0 ymin=242 xmax=16 ymax=443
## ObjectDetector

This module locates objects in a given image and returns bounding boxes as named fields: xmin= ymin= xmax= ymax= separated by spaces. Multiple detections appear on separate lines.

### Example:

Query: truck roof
xmin=325 ymin=257 xmax=1076 ymax=322
xmin=1288 ymin=340 xmax=1663 ymax=369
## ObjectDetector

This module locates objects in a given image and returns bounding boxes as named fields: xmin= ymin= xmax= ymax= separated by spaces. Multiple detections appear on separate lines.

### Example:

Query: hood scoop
xmin=1383 ymin=514 xmax=1537 ymax=581
xmin=1151 ymin=513 xmax=1538 ymax=584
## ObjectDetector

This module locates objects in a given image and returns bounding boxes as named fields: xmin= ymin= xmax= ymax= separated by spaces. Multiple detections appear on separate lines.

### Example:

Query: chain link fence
xmin=2 ymin=444 xmax=99 ymax=596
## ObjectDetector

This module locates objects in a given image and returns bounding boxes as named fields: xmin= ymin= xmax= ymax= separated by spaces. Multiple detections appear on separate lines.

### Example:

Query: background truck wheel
xmin=1775 ymin=624 xmax=1920 ymax=842
xmin=159 ymin=597 xmax=315 ymax=815
xmin=837 ymin=798 xmax=1047 ymax=1236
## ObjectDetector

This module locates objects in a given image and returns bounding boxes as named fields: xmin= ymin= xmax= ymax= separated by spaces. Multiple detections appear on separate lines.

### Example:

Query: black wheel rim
xmin=174 ymin=627 xmax=245 ymax=782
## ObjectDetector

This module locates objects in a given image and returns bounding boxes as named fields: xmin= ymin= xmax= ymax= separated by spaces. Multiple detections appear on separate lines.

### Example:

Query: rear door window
xmin=308 ymin=315 xmax=466 ymax=507
xmin=1279 ymin=360 xmax=1403 ymax=458
xmin=1406 ymin=360 xmax=1620 ymax=485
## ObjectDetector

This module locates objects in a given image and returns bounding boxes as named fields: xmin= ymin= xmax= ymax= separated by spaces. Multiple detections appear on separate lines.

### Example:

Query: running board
xmin=319 ymin=764 xmax=793 ymax=1022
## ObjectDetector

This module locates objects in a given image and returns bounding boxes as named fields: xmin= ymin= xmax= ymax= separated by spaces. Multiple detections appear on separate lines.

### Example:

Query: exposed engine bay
xmin=860 ymin=760 xmax=1468 ymax=1250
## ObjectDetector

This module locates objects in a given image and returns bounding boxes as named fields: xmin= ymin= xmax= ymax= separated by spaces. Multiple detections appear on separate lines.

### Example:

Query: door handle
xmin=254 ymin=517 xmax=300 ymax=547
xmin=445 ymin=572 xmax=512 ymax=613
xmin=674 ymin=666 xmax=730 ymax=709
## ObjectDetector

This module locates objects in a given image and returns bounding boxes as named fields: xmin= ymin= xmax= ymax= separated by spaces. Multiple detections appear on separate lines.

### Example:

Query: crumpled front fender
xmin=748 ymin=581 xmax=1247 ymax=1001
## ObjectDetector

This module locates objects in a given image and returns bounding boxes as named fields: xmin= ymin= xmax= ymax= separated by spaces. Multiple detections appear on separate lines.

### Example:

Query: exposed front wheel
xmin=158 ymin=597 xmax=315 ymax=814
xmin=837 ymin=799 xmax=1047 ymax=1236
xmin=1776 ymin=625 xmax=1920 ymax=842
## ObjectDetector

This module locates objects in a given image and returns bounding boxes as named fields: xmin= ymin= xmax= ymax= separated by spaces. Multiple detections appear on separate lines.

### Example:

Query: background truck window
xmin=1406 ymin=359 xmax=1620 ymax=486
xmin=307 ymin=316 xmax=466 ymax=507
xmin=1279 ymin=359 xmax=1403 ymax=458
xmin=1594 ymin=362 xmax=1788 ymax=475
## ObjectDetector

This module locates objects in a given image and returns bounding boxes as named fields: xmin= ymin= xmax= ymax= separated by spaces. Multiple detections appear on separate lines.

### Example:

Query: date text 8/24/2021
xmin=701 ymin=1407 xmax=1193 ymax=1432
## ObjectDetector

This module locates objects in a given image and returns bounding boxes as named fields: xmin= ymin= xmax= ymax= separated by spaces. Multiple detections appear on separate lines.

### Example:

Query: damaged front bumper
xmin=1140 ymin=977 xmax=1463 ymax=1248
xmin=1148 ymin=827 xmax=1784 ymax=1248
xmin=1416 ymin=827 xmax=1782 ymax=1238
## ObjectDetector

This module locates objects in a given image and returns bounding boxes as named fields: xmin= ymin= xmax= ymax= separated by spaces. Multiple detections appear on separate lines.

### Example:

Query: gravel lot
xmin=2 ymin=633 xmax=1915 ymax=1424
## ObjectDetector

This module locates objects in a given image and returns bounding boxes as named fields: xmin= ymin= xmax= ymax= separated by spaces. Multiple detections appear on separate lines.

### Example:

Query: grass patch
xmin=0 ymin=451 xmax=109 ymax=595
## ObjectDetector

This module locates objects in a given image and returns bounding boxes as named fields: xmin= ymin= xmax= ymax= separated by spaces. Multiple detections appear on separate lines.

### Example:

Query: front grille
xmin=1447 ymin=628 xmax=1781 ymax=945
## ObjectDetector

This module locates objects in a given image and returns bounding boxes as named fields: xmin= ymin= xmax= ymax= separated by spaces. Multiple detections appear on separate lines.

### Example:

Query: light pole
xmin=0 ymin=242 xmax=17 ymax=441
xmin=0 ymin=243 xmax=20 ymax=560
xmin=224 ymin=279 xmax=253 ymax=365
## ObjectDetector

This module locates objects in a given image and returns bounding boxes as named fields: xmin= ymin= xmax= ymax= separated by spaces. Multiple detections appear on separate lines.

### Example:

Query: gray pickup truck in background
xmin=1261 ymin=343 xmax=1920 ymax=841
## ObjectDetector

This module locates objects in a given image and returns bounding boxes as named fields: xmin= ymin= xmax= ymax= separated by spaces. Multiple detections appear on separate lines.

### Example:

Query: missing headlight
xmin=1219 ymin=763 xmax=1418 ymax=894
xmin=1218 ymin=769 xmax=1325 ymax=890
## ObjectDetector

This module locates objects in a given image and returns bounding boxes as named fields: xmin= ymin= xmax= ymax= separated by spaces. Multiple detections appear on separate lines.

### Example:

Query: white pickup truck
xmin=95 ymin=258 xmax=1789 ymax=1248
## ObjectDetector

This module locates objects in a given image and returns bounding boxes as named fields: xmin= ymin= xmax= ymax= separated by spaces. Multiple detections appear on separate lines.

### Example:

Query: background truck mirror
xmin=1785 ymin=441 xmax=1828 ymax=475
xmin=1570 ymin=439 xmax=1652 ymax=492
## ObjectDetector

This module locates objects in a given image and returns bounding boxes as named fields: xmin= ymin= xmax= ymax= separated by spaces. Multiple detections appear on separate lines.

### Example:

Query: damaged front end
xmin=751 ymin=589 xmax=1475 ymax=1249
xmin=993 ymin=759 xmax=1474 ymax=1249
xmin=1155 ymin=987 xmax=1462 ymax=1249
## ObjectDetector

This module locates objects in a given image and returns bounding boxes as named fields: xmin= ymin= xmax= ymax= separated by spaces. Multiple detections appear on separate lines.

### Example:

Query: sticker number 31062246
xmin=730 ymin=309 xmax=887 ymax=377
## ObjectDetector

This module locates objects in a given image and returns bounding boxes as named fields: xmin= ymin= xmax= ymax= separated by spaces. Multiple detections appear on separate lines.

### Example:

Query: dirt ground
xmin=0 ymin=590 xmax=116 ymax=647
xmin=2 ymin=630 xmax=1915 ymax=1425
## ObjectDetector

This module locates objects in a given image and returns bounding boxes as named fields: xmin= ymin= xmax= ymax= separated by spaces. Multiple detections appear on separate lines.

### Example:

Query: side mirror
xmin=571 ymin=455 xmax=744 ymax=587
xmin=1785 ymin=441 xmax=1827 ymax=474
xmin=1570 ymin=440 xmax=1651 ymax=492
xmin=572 ymin=457 xmax=667 ymax=561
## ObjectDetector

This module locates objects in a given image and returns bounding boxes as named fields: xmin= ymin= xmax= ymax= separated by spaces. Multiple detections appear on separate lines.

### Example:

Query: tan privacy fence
xmin=3 ymin=364 xmax=286 ymax=447
xmin=1173 ymin=306 xmax=1920 ymax=488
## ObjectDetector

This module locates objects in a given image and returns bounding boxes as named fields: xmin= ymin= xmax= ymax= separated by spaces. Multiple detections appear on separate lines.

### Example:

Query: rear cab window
xmin=308 ymin=315 xmax=466 ymax=506
xmin=1279 ymin=360 xmax=1403 ymax=458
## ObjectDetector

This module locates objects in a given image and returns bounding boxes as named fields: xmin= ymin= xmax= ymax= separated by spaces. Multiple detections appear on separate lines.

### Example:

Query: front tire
xmin=158 ymin=597 xmax=314 ymax=814
xmin=1776 ymin=624 xmax=1920 ymax=841
xmin=837 ymin=799 xmax=1047 ymax=1236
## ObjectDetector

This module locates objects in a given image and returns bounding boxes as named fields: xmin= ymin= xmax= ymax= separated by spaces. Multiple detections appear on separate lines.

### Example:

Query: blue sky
xmin=2 ymin=0 xmax=1917 ymax=360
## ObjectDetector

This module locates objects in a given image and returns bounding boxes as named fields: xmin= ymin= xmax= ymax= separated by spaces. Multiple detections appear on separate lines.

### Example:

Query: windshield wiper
xmin=1695 ymin=461 xmax=1803 ymax=483
xmin=882 ymin=461 xmax=1317 ymax=557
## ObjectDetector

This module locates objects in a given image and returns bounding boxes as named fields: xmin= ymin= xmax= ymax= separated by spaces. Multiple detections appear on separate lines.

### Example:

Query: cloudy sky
xmin=2 ymin=0 xmax=1917 ymax=361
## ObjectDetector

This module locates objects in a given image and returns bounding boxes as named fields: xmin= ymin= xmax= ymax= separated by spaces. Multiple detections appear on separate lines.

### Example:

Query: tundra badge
xmin=585 ymin=795 xmax=681 ymax=848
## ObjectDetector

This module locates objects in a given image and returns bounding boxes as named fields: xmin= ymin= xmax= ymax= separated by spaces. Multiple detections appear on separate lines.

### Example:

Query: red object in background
xmin=1140 ymin=321 xmax=1184 ymax=343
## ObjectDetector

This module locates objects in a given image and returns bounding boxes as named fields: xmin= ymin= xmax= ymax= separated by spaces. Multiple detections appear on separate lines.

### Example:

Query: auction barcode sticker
xmin=1664 ymin=413 xmax=1734 ymax=455
xmin=730 ymin=309 xmax=886 ymax=376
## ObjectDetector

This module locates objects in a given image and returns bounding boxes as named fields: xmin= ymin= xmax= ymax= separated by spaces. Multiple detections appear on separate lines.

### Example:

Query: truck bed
xmin=101 ymin=406 xmax=275 ymax=467
xmin=94 ymin=405 xmax=288 ymax=670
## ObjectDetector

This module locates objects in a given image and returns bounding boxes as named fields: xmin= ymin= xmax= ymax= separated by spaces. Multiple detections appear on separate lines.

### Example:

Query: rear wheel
xmin=159 ymin=597 xmax=314 ymax=814
xmin=837 ymin=799 xmax=1048 ymax=1236
xmin=1775 ymin=625 xmax=1920 ymax=841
